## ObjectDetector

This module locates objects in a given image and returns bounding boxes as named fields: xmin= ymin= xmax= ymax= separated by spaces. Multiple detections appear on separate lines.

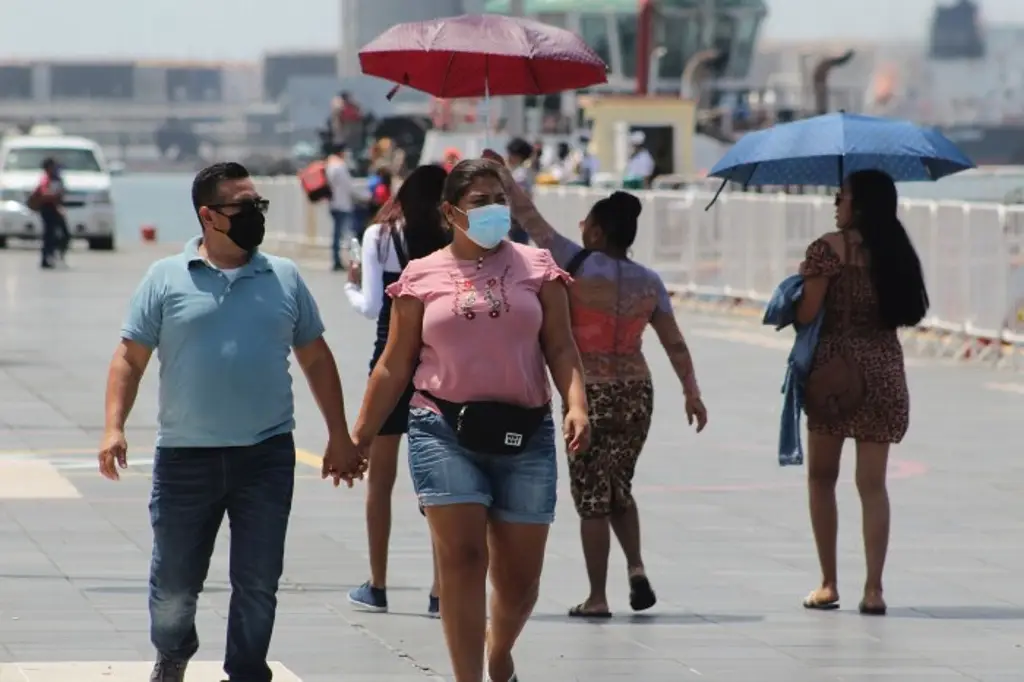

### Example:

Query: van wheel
xmin=88 ymin=236 xmax=115 ymax=251
xmin=0 ymin=237 xmax=7 ymax=249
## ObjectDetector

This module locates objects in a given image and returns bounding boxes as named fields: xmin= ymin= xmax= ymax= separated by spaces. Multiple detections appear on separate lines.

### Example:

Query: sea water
xmin=111 ymin=169 xmax=1024 ymax=247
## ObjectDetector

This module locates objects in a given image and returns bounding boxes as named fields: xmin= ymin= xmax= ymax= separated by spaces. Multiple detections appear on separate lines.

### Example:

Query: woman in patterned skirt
xmin=796 ymin=170 xmax=929 ymax=616
xmin=487 ymin=151 xmax=709 ymax=618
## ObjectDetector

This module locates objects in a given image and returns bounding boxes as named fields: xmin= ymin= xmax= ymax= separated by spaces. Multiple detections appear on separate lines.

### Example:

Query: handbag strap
xmin=389 ymin=225 xmax=409 ymax=269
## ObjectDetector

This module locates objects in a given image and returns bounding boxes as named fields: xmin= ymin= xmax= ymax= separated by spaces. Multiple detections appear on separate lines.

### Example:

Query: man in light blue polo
xmin=98 ymin=161 xmax=365 ymax=682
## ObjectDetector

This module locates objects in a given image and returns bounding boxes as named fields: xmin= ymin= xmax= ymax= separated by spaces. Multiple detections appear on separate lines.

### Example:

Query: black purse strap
xmin=420 ymin=390 xmax=549 ymax=416
xmin=389 ymin=226 xmax=409 ymax=269
xmin=565 ymin=248 xmax=592 ymax=277
xmin=418 ymin=390 xmax=463 ymax=425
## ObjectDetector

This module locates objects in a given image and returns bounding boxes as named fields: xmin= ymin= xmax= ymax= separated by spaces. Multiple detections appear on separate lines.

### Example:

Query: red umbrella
xmin=358 ymin=14 xmax=608 ymax=99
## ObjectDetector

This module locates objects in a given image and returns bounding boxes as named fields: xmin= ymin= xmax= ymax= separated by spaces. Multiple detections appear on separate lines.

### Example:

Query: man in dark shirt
xmin=35 ymin=157 xmax=69 ymax=269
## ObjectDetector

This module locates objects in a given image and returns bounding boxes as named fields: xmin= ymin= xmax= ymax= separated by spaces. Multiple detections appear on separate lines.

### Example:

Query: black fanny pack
xmin=420 ymin=391 xmax=549 ymax=456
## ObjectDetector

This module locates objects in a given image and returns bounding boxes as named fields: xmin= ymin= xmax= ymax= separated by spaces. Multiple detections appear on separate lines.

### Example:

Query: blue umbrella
xmin=705 ymin=112 xmax=975 ymax=207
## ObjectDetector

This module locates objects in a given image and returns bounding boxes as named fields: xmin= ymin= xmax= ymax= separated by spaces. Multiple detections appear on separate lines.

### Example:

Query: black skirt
xmin=369 ymin=343 xmax=414 ymax=436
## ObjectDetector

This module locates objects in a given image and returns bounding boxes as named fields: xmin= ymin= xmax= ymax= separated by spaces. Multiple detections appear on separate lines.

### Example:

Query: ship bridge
xmin=484 ymin=0 xmax=767 ymax=93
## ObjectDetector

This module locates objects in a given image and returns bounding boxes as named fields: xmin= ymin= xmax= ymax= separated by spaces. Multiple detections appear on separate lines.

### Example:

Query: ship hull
xmin=940 ymin=125 xmax=1024 ymax=166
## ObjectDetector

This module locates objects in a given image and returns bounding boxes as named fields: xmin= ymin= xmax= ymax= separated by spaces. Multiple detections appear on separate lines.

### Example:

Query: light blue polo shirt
xmin=121 ymin=237 xmax=326 ymax=448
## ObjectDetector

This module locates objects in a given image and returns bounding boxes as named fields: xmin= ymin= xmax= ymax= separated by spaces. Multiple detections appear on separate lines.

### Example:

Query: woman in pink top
xmin=352 ymin=158 xmax=590 ymax=682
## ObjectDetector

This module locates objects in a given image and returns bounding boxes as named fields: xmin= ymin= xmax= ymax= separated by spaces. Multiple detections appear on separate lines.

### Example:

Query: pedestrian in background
xmin=489 ymin=149 xmax=708 ymax=618
xmin=326 ymin=144 xmax=357 ymax=271
xmin=30 ymin=157 xmax=70 ymax=269
xmin=798 ymin=170 xmax=929 ymax=617
xmin=505 ymin=137 xmax=534 ymax=245
xmin=344 ymin=163 xmax=449 ymax=617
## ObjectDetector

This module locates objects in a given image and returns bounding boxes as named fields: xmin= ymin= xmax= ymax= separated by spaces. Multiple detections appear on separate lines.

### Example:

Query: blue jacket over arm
xmin=762 ymin=274 xmax=824 ymax=466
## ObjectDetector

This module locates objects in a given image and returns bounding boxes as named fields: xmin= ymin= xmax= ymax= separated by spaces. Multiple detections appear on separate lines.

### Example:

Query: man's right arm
xmin=106 ymin=267 xmax=164 ymax=432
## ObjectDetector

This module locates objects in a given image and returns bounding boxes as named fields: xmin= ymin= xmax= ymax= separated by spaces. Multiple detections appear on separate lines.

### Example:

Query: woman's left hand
xmin=685 ymin=394 xmax=708 ymax=433
xmin=347 ymin=263 xmax=361 ymax=286
xmin=563 ymin=408 xmax=591 ymax=457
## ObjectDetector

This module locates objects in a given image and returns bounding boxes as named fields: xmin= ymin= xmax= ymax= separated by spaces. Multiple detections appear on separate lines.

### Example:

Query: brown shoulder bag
xmin=25 ymin=189 xmax=44 ymax=212
xmin=804 ymin=233 xmax=866 ymax=423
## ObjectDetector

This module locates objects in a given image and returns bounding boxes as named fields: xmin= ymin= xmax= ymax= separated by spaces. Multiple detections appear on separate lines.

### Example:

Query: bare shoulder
xmin=819 ymin=231 xmax=844 ymax=249
xmin=813 ymin=231 xmax=849 ymax=262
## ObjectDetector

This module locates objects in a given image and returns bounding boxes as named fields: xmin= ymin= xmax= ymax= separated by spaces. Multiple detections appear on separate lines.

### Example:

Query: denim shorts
xmin=407 ymin=407 xmax=557 ymax=524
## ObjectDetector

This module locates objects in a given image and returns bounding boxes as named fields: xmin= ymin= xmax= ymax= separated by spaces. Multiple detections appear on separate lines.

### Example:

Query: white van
xmin=0 ymin=133 xmax=117 ymax=250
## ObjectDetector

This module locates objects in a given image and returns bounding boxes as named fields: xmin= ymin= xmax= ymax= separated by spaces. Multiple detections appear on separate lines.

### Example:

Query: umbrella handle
xmin=704 ymin=178 xmax=728 ymax=211
xmin=484 ymin=60 xmax=491 ymax=148
xmin=386 ymin=73 xmax=409 ymax=102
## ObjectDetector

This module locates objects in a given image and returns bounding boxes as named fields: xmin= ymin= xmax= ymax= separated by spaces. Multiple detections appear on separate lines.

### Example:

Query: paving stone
xmin=0 ymin=661 xmax=301 ymax=681
xmin=1 ymin=246 xmax=1022 ymax=680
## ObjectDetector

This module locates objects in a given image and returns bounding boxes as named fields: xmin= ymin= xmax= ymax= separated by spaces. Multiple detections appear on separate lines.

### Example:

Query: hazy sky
xmin=1 ymin=0 xmax=1023 ymax=60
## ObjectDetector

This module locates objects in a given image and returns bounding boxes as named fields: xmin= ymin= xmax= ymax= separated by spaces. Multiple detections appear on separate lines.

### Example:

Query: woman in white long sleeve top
xmin=343 ymin=164 xmax=449 ymax=616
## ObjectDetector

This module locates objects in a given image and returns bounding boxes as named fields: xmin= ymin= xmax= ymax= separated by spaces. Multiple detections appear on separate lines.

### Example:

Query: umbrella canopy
xmin=358 ymin=13 xmax=608 ymax=98
xmin=708 ymin=112 xmax=975 ymax=187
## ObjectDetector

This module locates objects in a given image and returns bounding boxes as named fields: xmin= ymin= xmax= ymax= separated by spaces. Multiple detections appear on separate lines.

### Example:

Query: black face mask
xmin=225 ymin=206 xmax=266 ymax=253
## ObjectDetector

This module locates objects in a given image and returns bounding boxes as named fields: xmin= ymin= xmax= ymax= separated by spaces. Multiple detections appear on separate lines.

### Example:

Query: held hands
xmin=685 ymin=394 xmax=708 ymax=433
xmin=563 ymin=407 xmax=591 ymax=458
xmin=98 ymin=428 xmax=128 ymax=481
xmin=321 ymin=433 xmax=367 ymax=488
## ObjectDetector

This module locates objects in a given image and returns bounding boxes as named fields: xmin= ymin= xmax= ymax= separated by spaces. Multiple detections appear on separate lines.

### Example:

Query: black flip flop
xmin=568 ymin=603 xmax=612 ymax=619
xmin=629 ymin=575 xmax=657 ymax=612
xmin=802 ymin=591 xmax=840 ymax=610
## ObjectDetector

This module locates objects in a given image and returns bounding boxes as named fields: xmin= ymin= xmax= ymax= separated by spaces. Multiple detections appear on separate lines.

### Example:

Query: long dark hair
xmin=587 ymin=190 xmax=642 ymax=252
xmin=846 ymin=170 xmax=929 ymax=329
xmin=378 ymin=163 xmax=449 ymax=262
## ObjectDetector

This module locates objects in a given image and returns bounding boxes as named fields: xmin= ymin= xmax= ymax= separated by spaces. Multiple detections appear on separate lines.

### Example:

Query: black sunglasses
xmin=208 ymin=198 xmax=270 ymax=214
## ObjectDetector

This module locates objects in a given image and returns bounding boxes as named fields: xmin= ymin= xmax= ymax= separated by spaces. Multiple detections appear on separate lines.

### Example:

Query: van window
xmin=2 ymin=148 xmax=102 ymax=172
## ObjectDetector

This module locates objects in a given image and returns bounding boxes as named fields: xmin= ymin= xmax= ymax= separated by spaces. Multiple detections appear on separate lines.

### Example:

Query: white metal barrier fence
xmin=256 ymin=177 xmax=1024 ymax=360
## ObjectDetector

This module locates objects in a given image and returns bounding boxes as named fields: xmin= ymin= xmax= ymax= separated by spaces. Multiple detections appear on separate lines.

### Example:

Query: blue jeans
xmin=407 ymin=407 xmax=557 ymax=524
xmin=352 ymin=205 xmax=369 ymax=241
xmin=40 ymin=208 xmax=68 ymax=265
xmin=330 ymin=209 xmax=352 ymax=268
xmin=148 ymin=433 xmax=295 ymax=682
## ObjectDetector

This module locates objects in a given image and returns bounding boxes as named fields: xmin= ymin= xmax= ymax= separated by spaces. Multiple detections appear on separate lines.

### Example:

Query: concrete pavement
xmin=0 ymin=244 xmax=1023 ymax=681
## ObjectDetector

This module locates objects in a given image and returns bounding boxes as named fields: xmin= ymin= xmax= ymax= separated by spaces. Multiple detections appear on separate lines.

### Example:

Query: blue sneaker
xmin=347 ymin=582 xmax=387 ymax=612
xmin=427 ymin=594 xmax=440 ymax=618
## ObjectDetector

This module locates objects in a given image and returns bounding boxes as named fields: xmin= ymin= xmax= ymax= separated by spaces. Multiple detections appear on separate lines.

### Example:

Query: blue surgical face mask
xmin=456 ymin=203 xmax=510 ymax=249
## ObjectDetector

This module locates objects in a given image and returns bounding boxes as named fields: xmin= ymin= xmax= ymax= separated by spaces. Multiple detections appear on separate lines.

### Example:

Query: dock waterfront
xmin=0 ymin=244 xmax=1022 ymax=681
